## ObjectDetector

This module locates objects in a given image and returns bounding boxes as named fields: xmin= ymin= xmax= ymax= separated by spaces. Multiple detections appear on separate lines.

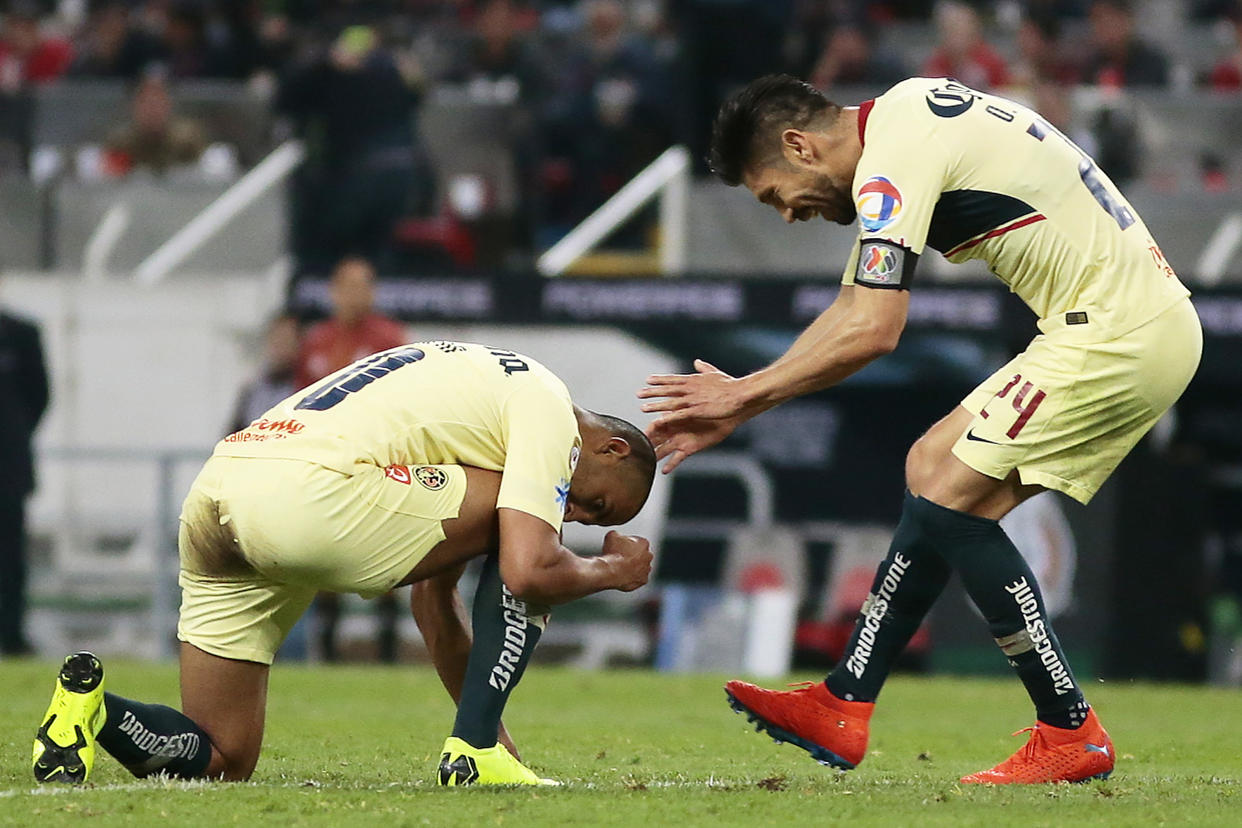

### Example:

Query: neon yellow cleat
xmin=33 ymin=652 xmax=107 ymax=784
xmin=437 ymin=736 xmax=560 ymax=787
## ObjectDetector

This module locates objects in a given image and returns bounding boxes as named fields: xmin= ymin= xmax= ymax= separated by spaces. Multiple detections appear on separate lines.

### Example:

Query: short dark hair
xmin=708 ymin=74 xmax=839 ymax=187
xmin=593 ymin=412 xmax=656 ymax=496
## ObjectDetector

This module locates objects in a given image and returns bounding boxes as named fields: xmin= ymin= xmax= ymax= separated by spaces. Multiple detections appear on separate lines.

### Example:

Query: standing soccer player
xmin=638 ymin=75 xmax=1200 ymax=784
xmin=34 ymin=341 xmax=656 ymax=786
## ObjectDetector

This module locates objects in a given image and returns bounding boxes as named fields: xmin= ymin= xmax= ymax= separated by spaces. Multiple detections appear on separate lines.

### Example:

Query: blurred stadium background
xmin=1 ymin=0 xmax=1240 ymax=690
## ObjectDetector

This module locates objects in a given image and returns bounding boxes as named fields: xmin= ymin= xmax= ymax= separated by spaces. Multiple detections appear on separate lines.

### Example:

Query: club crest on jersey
xmin=384 ymin=464 xmax=412 ymax=485
xmin=856 ymin=176 xmax=903 ymax=232
xmin=414 ymin=466 xmax=449 ymax=490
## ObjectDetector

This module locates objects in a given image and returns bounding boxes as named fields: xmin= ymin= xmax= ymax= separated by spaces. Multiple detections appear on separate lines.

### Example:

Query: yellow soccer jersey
xmin=216 ymin=340 xmax=581 ymax=531
xmin=842 ymin=77 xmax=1189 ymax=338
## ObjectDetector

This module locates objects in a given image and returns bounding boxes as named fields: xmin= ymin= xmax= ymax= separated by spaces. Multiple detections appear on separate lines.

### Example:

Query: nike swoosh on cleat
xmin=1084 ymin=743 xmax=1110 ymax=757
xmin=965 ymin=428 xmax=1003 ymax=445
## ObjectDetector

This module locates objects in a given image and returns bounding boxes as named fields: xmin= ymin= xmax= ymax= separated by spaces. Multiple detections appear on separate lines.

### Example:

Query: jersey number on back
xmin=1023 ymin=118 xmax=1135 ymax=231
xmin=295 ymin=346 xmax=426 ymax=411
xmin=927 ymin=82 xmax=1136 ymax=232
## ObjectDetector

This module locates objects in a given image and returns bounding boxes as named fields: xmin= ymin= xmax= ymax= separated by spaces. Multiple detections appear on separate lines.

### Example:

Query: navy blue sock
xmin=826 ymin=492 xmax=952 ymax=703
xmin=451 ymin=554 xmax=546 ymax=749
xmin=97 ymin=693 xmax=213 ymax=778
xmin=916 ymin=496 xmax=1088 ymax=728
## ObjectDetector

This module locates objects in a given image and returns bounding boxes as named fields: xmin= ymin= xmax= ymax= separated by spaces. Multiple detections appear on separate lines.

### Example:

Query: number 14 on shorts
xmin=979 ymin=374 xmax=1046 ymax=439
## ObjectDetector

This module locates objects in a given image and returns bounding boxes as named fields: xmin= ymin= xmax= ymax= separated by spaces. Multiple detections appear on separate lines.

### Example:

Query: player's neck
xmin=823 ymin=107 xmax=863 ymax=176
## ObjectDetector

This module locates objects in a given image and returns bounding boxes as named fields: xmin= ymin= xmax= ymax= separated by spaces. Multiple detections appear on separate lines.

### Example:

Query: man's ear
xmin=781 ymin=128 xmax=815 ymax=166
xmin=601 ymin=436 xmax=633 ymax=460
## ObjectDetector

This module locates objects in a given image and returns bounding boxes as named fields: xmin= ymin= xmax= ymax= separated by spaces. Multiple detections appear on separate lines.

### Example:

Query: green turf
xmin=2 ymin=659 xmax=1239 ymax=826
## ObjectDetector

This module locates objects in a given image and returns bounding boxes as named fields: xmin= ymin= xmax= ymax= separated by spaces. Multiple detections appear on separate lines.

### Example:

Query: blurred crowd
xmin=2 ymin=0 xmax=1242 ymax=271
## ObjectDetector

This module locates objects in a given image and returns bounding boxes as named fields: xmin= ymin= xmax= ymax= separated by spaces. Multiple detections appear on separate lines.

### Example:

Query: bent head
xmin=565 ymin=411 xmax=656 ymax=526
xmin=708 ymin=74 xmax=857 ymax=226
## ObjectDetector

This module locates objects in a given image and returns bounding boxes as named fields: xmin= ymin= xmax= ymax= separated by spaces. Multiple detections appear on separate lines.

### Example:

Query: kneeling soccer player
xmin=34 ymin=340 xmax=656 ymax=786
xmin=638 ymin=75 xmax=1202 ymax=783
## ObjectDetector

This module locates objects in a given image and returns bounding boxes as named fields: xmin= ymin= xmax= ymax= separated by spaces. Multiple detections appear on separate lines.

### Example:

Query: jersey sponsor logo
xmin=856 ymin=176 xmax=903 ymax=232
xmin=384 ymin=464 xmax=412 ymax=485
xmin=1005 ymin=577 xmax=1076 ymax=695
xmin=925 ymin=82 xmax=979 ymax=117
xmin=413 ymin=466 xmax=448 ymax=490
xmin=224 ymin=417 xmax=305 ymax=443
xmin=554 ymin=478 xmax=570 ymax=511
xmin=251 ymin=418 xmax=304 ymax=435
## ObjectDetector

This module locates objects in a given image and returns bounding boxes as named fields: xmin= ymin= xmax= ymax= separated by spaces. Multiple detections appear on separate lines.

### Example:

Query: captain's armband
xmin=854 ymin=239 xmax=918 ymax=290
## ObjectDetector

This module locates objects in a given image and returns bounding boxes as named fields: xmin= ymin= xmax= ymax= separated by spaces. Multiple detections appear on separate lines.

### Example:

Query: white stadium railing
xmin=536 ymin=144 xmax=691 ymax=277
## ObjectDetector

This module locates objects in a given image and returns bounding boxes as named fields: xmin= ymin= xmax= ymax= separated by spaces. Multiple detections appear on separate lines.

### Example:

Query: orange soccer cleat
xmin=960 ymin=707 xmax=1115 ymax=785
xmin=724 ymin=680 xmax=874 ymax=769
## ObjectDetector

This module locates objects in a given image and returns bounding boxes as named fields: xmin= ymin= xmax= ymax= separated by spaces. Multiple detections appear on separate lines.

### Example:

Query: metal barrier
xmin=29 ymin=447 xmax=208 ymax=659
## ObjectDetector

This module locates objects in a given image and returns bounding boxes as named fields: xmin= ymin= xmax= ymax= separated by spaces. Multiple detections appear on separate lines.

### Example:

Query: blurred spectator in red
xmin=1012 ymin=7 xmax=1081 ymax=88
xmin=103 ymin=71 xmax=208 ymax=176
xmin=298 ymin=256 xmax=408 ymax=663
xmin=69 ymin=1 xmax=164 ymax=79
xmin=0 ymin=1 xmax=72 ymax=92
xmin=807 ymin=18 xmax=909 ymax=91
xmin=279 ymin=25 xmax=429 ymax=274
xmin=1208 ymin=2 xmax=1242 ymax=90
xmin=1082 ymin=0 xmax=1169 ymax=87
xmin=296 ymin=256 xmax=407 ymax=389
xmin=921 ymin=1 xmax=1010 ymax=90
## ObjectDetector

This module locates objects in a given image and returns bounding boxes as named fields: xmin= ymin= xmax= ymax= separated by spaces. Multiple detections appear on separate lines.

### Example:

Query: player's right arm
xmin=497 ymin=509 xmax=652 ymax=605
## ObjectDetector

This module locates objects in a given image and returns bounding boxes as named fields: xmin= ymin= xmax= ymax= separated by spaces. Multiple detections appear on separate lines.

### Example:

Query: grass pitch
xmin=2 ymin=659 xmax=1240 ymax=826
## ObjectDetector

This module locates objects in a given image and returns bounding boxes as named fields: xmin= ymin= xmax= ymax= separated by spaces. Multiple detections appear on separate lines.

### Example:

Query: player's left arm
xmin=409 ymin=563 xmax=522 ymax=760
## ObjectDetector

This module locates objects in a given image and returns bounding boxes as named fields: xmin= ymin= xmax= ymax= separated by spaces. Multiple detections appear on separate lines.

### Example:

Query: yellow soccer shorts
xmin=177 ymin=456 xmax=467 ymax=664
xmin=953 ymin=298 xmax=1202 ymax=504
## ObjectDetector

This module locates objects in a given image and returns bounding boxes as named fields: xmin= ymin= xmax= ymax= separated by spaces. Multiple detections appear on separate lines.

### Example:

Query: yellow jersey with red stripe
xmin=215 ymin=340 xmax=580 ymax=532
xmin=841 ymin=77 xmax=1189 ymax=339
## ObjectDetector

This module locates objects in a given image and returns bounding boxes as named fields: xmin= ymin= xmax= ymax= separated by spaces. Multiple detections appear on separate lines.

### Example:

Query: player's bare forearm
xmin=498 ymin=510 xmax=652 ymax=605
xmin=740 ymin=286 xmax=909 ymax=408
xmin=771 ymin=285 xmax=856 ymax=368
xmin=409 ymin=563 xmax=471 ymax=703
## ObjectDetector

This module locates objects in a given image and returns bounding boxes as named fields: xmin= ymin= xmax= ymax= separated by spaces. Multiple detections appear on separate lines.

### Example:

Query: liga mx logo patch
xmin=861 ymin=244 xmax=898 ymax=282
xmin=855 ymin=240 xmax=910 ymax=289
xmin=414 ymin=466 xmax=449 ymax=490
xmin=856 ymin=176 xmax=903 ymax=232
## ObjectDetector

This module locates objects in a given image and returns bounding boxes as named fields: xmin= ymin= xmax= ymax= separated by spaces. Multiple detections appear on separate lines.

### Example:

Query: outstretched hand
xmin=637 ymin=360 xmax=753 ymax=473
